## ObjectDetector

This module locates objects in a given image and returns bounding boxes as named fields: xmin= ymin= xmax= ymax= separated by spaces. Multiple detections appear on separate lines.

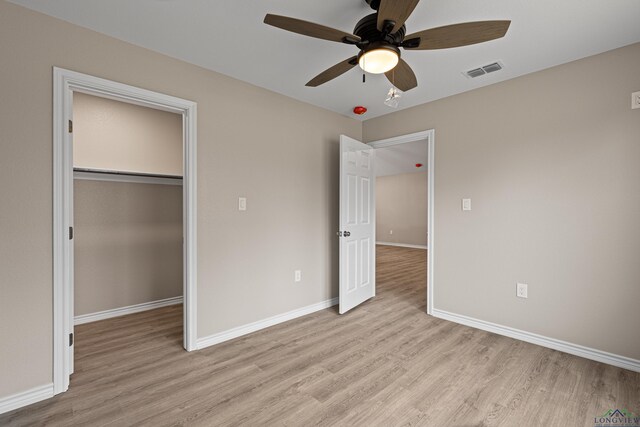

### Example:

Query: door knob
xmin=344 ymin=231 xmax=351 ymax=237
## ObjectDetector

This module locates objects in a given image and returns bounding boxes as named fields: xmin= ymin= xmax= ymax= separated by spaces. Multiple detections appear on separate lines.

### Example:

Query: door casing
xmin=52 ymin=67 xmax=198 ymax=395
xmin=367 ymin=130 xmax=435 ymax=315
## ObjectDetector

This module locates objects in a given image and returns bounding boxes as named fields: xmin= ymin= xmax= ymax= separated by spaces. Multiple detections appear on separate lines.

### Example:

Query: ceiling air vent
xmin=464 ymin=61 xmax=504 ymax=78
xmin=482 ymin=62 xmax=502 ymax=73
xmin=466 ymin=68 xmax=485 ymax=78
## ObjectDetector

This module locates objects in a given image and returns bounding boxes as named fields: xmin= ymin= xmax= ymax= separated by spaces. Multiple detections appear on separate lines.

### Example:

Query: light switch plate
xmin=633 ymin=91 xmax=640 ymax=109
xmin=238 ymin=197 xmax=247 ymax=211
xmin=462 ymin=198 xmax=471 ymax=211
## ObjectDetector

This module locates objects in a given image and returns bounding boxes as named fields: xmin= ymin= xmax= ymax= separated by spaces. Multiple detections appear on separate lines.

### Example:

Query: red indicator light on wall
xmin=415 ymin=163 xmax=423 ymax=168
xmin=353 ymin=106 xmax=367 ymax=115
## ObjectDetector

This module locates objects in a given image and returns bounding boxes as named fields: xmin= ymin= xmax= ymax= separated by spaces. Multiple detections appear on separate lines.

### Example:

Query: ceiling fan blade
xmin=404 ymin=20 xmax=511 ymax=50
xmin=377 ymin=0 xmax=420 ymax=33
xmin=385 ymin=59 xmax=417 ymax=91
xmin=306 ymin=56 xmax=359 ymax=87
xmin=264 ymin=14 xmax=360 ymax=44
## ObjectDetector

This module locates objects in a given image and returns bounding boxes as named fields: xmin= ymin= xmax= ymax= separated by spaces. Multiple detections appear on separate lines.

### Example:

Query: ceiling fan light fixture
xmin=358 ymin=46 xmax=399 ymax=74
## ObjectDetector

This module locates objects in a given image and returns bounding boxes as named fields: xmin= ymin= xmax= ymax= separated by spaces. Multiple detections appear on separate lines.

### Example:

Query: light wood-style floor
xmin=3 ymin=246 xmax=639 ymax=426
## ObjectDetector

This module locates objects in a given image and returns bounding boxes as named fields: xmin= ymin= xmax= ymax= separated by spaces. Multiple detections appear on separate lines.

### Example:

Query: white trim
xmin=73 ymin=170 xmax=183 ymax=186
xmin=0 ymin=384 xmax=54 ymax=415
xmin=197 ymin=298 xmax=338 ymax=350
xmin=368 ymin=129 xmax=435 ymax=315
xmin=427 ymin=132 xmax=435 ymax=316
xmin=53 ymin=67 xmax=198 ymax=399
xmin=74 ymin=296 xmax=183 ymax=325
xmin=367 ymin=130 xmax=432 ymax=149
xmin=182 ymin=100 xmax=198 ymax=352
xmin=376 ymin=241 xmax=427 ymax=250
xmin=432 ymin=309 xmax=640 ymax=373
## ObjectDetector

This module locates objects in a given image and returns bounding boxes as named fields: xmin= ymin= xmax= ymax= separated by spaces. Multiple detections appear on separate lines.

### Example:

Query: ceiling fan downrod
xmin=365 ymin=0 xmax=381 ymax=11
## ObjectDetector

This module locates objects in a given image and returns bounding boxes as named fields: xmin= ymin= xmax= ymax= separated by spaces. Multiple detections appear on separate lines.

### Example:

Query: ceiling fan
xmin=264 ymin=0 xmax=510 ymax=92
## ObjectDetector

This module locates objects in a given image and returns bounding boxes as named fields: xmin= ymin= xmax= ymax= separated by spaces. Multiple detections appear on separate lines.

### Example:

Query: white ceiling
xmin=9 ymin=0 xmax=640 ymax=120
xmin=375 ymin=140 xmax=427 ymax=177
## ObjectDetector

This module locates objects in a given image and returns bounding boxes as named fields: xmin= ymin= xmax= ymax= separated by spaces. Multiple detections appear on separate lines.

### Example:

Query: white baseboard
xmin=74 ymin=296 xmax=183 ymax=325
xmin=377 ymin=241 xmax=428 ymax=250
xmin=0 ymin=383 xmax=54 ymax=415
xmin=197 ymin=297 xmax=338 ymax=350
xmin=432 ymin=308 xmax=640 ymax=373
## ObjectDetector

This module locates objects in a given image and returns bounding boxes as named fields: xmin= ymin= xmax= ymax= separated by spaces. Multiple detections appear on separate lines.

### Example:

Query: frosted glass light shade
xmin=358 ymin=48 xmax=399 ymax=74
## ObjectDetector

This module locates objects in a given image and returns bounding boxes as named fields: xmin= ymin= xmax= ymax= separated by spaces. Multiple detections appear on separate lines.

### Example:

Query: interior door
xmin=339 ymin=135 xmax=376 ymax=314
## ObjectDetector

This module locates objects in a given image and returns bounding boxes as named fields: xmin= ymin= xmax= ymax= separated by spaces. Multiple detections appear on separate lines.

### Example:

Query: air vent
xmin=482 ymin=62 xmax=502 ymax=73
xmin=466 ymin=68 xmax=485 ymax=78
xmin=464 ymin=61 xmax=504 ymax=79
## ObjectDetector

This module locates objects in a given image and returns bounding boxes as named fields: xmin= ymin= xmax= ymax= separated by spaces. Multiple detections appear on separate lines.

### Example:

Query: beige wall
xmin=74 ymin=180 xmax=183 ymax=315
xmin=376 ymin=172 xmax=428 ymax=246
xmin=73 ymin=92 xmax=183 ymax=176
xmin=0 ymin=1 xmax=360 ymax=399
xmin=364 ymin=42 xmax=640 ymax=360
xmin=2 ymin=0 xmax=637 ymax=405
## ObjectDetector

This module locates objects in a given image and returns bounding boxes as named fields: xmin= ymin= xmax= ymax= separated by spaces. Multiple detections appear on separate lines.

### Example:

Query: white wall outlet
xmin=462 ymin=198 xmax=472 ymax=211
xmin=516 ymin=283 xmax=528 ymax=299
xmin=294 ymin=270 xmax=301 ymax=282
xmin=633 ymin=91 xmax=640 ymax=109
xmin=389 ymin=230 xmax=393 ymax=235
xmin=238 ymin=197 xmax=247 ymax=211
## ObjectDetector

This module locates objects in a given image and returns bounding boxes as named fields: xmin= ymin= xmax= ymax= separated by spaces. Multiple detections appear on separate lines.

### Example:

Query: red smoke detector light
xmin=353 ymin=106 xmax=367 ymax=115
xmin=415 ymin=163 xmax=423 ymax=168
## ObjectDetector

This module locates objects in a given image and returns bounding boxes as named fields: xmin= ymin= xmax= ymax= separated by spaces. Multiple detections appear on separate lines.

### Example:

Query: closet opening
xmin=71 ymin=92 xmax=185 ymax=373
xmin=53 ymin=68 xmax=198 ymax=395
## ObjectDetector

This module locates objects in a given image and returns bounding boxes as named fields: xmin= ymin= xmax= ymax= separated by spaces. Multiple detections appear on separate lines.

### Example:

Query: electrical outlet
xmin=389 ymin=230 xmax=393 ymax=235
xmin=238 ymin=197 xmax=247 ymax=211
xmin=633 ymin=91 xmax=640 ymax=109
xmin=462 ymin=198 xmax=472 ymax=211
xmin=516 ymin=283 xmax=528 ymax=299
xmin=294 ymin=270 xmax=301 ymax=282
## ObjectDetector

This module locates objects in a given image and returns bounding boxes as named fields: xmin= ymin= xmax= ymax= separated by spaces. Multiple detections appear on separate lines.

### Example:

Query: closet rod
xmin=73 ymin=168 xmax=182 ymax=180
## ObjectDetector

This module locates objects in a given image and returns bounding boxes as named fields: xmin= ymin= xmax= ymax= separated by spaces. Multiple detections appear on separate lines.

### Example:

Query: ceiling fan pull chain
xmin=362 ymin=55 xmax=366 ymax=83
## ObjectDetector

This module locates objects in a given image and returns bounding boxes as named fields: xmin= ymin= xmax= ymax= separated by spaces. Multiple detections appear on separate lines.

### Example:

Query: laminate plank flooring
xmin=2 ymin=245 xmax=639 ymax=426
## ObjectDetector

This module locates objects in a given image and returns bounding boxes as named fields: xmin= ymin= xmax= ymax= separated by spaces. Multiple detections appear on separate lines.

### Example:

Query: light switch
xmin=462 ymin=198 xmax=471 ymax=211
xmin=238 ymin=197 xmax=247 ymax=211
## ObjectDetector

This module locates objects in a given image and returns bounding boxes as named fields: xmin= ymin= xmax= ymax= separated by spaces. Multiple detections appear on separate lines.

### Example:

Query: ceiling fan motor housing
xmin=354 ymin=13 xmax=405 ymax=44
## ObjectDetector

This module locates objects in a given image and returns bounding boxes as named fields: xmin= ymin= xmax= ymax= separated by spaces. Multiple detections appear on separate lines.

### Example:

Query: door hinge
xmin=69 ymin=226 xmax=74 ymax=240
xmin=68 ymin=120 xmax=73 ymax=133
xmin=69 ymin=333 xmax=74 ymax=346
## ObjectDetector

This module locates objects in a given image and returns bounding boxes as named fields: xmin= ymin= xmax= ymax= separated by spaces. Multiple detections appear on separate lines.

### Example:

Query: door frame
xmin=52 ymin=67 xmax=198 ymax=395
xmin=367 ymin=129 xmax=435 ymax=315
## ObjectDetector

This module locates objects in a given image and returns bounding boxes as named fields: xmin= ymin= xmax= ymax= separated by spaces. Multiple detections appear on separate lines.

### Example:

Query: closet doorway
xmin=53 ymin=68 xmax=197 ymax=396
xmin=72 ymin=91 xmax=184 ymax=358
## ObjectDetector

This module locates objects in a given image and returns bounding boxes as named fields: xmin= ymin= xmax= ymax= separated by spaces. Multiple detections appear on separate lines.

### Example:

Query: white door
xmin=339 ymin=135 xmax=376 ymax=314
